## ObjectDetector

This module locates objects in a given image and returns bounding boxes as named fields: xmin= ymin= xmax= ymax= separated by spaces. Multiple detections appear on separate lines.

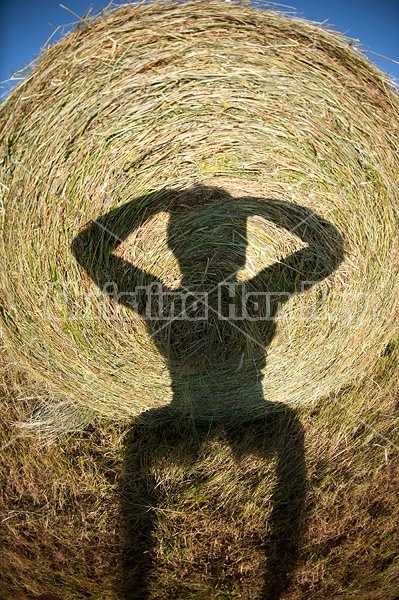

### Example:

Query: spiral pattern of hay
xmin=0 ymin=1 xmax=398 ymax=422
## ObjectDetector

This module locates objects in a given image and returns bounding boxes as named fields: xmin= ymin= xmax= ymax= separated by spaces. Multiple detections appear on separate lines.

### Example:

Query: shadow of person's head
xmin=166 ymin=185 xmax=248 ymax=286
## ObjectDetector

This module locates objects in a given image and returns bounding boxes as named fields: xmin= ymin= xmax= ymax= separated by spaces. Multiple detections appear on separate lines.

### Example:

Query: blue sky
xmin=1 ymin=0 xmax=398 ymax=95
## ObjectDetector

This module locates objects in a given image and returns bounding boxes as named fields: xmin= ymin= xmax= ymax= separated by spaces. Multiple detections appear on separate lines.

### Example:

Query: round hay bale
xmin=0 ymin=1 xmax=398 ymax=422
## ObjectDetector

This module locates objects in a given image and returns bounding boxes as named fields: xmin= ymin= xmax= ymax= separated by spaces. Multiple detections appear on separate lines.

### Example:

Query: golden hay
xmin=0 ymin=1 xmax=398 ymax=424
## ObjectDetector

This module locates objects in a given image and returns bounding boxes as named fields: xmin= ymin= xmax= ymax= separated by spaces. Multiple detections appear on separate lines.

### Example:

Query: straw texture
xmin=0 ymin=1 xmax=398 ymax=423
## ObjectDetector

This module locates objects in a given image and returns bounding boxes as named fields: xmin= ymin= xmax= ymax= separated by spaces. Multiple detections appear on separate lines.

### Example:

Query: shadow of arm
xmin=250 ymin=201 xmax=345 ymax=297
xmin=71 ymin=195 xmax=165 ymax=313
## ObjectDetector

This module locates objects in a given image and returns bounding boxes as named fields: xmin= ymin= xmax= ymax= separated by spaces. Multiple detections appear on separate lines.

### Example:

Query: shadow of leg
xmin=225 ymin=406 xmax=306 ymax=600
xmin=120 ymin=414 xmax=158 ymax=599
xmin=260 ymin=408 xmax=306 ymax=599
xmin=120 ymin=409 xmax=204 ymax=599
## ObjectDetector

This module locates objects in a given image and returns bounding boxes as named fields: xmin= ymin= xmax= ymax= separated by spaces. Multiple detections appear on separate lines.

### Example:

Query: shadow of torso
xmin=145 ymin=282 xmax=273 ymax=420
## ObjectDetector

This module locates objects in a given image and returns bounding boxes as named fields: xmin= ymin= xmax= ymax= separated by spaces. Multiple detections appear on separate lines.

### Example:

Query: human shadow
xmin=72 ymin=185 xmax=344 ymax=598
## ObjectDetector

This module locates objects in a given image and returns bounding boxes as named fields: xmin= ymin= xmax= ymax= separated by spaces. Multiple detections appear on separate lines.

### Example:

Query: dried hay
xmin=0 ymin=1 xmax=398 ymax=425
